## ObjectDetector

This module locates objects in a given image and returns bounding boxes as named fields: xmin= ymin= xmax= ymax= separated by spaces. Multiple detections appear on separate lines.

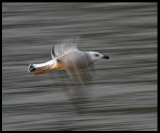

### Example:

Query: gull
xmin=28 ymin=39 xmax=109 ymax=82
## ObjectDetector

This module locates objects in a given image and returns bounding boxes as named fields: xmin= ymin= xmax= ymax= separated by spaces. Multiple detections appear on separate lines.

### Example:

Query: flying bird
xmin=28 ymin=39 xmax=109 ymax=82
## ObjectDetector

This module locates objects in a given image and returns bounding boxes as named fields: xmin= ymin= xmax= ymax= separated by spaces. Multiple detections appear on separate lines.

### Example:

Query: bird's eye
xmin=95 ymin=54 xmax=99 ymax=57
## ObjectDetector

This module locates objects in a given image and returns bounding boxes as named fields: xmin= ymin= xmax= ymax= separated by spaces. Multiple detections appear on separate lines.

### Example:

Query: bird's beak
xmin=102 ymin=55 xmax=109 ymax=59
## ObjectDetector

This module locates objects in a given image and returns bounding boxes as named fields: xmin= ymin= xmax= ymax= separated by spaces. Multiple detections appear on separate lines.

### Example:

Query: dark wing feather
xmin=51 ymin=46 xmax=55 ymax=59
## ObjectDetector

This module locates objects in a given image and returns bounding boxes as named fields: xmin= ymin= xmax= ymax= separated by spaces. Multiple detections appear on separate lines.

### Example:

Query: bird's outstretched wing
xmin=51 ymin=39 xmax=93 ymax=84
xmin=51 ymin=39 xmax=79 ymax=59
xmin=63 ymin=51 xmax=93 ymax=84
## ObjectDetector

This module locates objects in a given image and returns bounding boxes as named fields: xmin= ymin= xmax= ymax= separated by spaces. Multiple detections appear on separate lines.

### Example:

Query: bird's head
xmin=87 ymin=51 xmax=109 ymax=62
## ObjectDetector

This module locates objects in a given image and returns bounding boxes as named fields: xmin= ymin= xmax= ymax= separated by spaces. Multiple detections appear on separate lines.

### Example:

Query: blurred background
xmin=2 ymin=3 xmax=157 ymax=131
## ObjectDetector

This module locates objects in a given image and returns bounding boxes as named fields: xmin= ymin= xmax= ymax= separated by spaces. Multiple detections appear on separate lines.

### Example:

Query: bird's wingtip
xmin=28 ymin=64 xmax=36 ymax=72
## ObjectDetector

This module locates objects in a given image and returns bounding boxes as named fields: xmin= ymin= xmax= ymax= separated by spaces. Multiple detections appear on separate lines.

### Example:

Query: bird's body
xmin=28 ymin=39 xmax=109 ymax=79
